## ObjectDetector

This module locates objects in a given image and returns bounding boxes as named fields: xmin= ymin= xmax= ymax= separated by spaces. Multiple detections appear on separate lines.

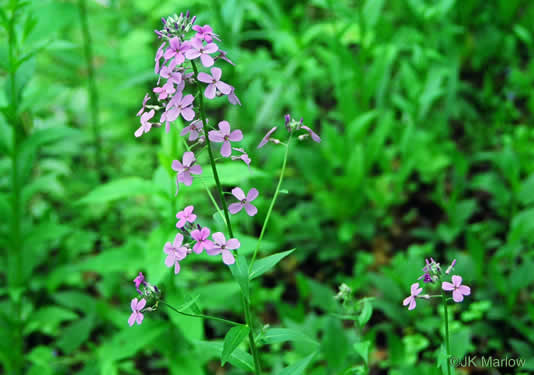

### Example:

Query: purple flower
xmin=181 ymin=119 xmax=203 ymax=141
xmin=165 ymin=92 xmax=195 ymax=123
xmin=136 ymin=94 xmax=150 ymax=116
xmin=442 ymin=275 xmax=471 ymax=303
xmin=206 ymin=232 xmax=240 ymax=265
xmin=192 ymin=24 xmax=219 ymax=43
xmin=185 ymin=39 xmax=218 ymax=67
xmin=163 ymin=38 xmax=190 ymax=67
xmin=231 ymin=147 xmax=251 ymax=170
xmin=191 ymin=227 xmax=214 ymax=254
xmin=128 ymin=298 xmax=146 ymax=326
xmin=228 ymin=87 xmax=241 ymax=106
xmin=135 ymin=109 xmax=156 ymax=138
xmin=208 ymin=121 xmax=243 ymax=157
xmin=176 ymin=205 xmax=196 ymax=228
xmin=197 ymin=67 xmax=232 ymax=99
xmin=301 ymin=125 xmax=321 ymax=143
xmin=257 ymin=127 xmax=278 ymax=149
xmin=154 ymin=42 xmax=166 ymax=74
xmin=158 ymin=65 xmax=183 ymax=85
xmin=153 ymin=81 xmax=176 ymax=100
xmin=164 ymin=233 xmax=188 ymax=274
xmin=403 ymin=283 xmax=422 ymax=310
xmin=229 ymin=187 xmax=258 ymax=216
xmin=217 ymin=49 xmax=235 ymax=65
xmin=172 ymin=151 xmax=203 ymax=187
xmin=133 ymin=272 xmax=146 ymax=294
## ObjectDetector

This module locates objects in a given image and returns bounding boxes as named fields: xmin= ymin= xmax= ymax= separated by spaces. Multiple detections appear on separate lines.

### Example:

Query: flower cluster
xmin=257 ymin=114 xmax=321 ymax=149
xmin=129 ymin=11 xmax=321 ymax=328
xmin=403 ymin=258 xmax=471 ymax=310
xmin=129 ymin=272 xmax=160 ymax=326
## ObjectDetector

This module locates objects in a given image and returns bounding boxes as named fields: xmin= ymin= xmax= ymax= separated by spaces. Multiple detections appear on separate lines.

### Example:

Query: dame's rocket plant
xmin=127 ymin=11 xmax=320 ymax=373
xmin=403 ymin=258 xmax=471 ymax=375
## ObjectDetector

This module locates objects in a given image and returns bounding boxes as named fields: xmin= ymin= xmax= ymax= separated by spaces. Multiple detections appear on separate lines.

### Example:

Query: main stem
xmin=190 ymin=61 xmax=262 ymax=374
xmin=8 ymin=3 xmax=23 ymax=374
xmin=442 ymin=292 xmax=452 ymax=375
xmin=250 ymin=136 xmax=291 ymax=269
xmin=78 ymin=0 xmax=103 ymax=180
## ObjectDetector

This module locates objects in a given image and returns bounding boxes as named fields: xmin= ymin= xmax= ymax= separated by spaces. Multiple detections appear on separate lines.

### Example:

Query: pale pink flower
xmin=403 ymin=283 xmax=422 ymax=310
xmin=208 ymin=121 xmax=243 ymax=157
xmin=185 ymin=38 xmax=218 ymax=67
xmin=191 ymin=227 xmax=214 ymax=254
xmin=172 ymin=151 xmax=203 ymax=187
xmin=229 ymin=187 xmax=258 ymax=216
xmin=197 ymin=67 xmax=232 ymax=99
xmin=135 ymin=109 xmax=155 ymax=138
xmin=176 ymin=205 xmax=197 ymax=228
xmin=164 ymin=233 xmax=188 ymax=274
xmin=128 ymin=298 xmax=146 ymax=326
xmin=442 ymin=275 xmax=471 ymax=303
xmin=206 ymin=232 xmax=240 ymax=265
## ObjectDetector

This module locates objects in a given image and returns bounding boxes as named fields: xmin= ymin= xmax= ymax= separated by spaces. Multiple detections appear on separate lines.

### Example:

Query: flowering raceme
xmin=127 ymin=18 xmax=321 ymax=375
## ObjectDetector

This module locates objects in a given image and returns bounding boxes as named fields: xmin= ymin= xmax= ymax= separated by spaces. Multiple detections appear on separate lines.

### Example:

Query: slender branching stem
xmin=78 ymin=0 xmax=103 ymax=179
xmin=442 ymin=291 xmax=452 ymax=375
xmin=160 ymin=301 xmax=243 ymax=326
xmin=190 ymin=60 xmax=262 ymax=374
xmin=249 ymin=135 xmax=291 ymax=270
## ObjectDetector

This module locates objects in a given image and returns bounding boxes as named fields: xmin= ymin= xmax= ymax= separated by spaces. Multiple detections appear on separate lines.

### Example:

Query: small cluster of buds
xmin=258 ymin=114 xmax=321 ymax=148
xmin=403 ymin=258 xmax=471 ymax=310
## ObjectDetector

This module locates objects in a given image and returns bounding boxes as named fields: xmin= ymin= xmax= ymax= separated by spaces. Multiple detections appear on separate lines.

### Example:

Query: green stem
xmin=249 ymin=136 xmax=291 ymax=270
xmin=160 ymin=301 xmax=243 ymax=326
xmin=190 ymin=60 xmax=261 ymax=374
xmin=7 ymin=4 xmax=24 ymax=375
xmin=78 ymin=0 xmax=103 ymax=179
xmin=442 ymin=291 xmax=452 ymax=375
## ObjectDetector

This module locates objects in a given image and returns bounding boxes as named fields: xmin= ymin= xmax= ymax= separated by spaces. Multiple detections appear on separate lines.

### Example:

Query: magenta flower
xmin=197 ymin=67 xmax=232 ymax=99
xmin=192 ymin=24 xmax=219 ymax=43
xmin=163 ymin=38 xmax=190 ymax=67
xmin=134 ymin=109 xmax=155 ymax=138
xmin=172 ymin=151 xmax=203 ymax=187
xmin=208 ymin=121 xmax=243 ymax=157
xmin=231 ymin=147 xmax=251 ymax=170
xmin=154 ymin=41 xmax=166 ymax=74
xmin=229 ymin=187 xmax=258 ymax=216
xmin=180 ymin=119 xmax=203 ymax=141
xmin=442 ymin=275 xmax=471 ymax=303
xmin=228 ymin=87 xmax=241 ymax=106
xmin=185 ymin=39 xmax=218 ymax=67
xmin=176 ymin=205 xmax=196 ymax=228
xmin=301 ymin=125 xmax=321 ymax=143
xmin=257 ymin=126 xmax=278 ymax=149
xmin=136 ymin=94 xmax=150 ymax=116
xmin=206 ymin=232 xmax=240 ymax=265
xmin=153 ymin=81 xmax=176 ymax=100
xmin=403 ymin=283 xmax=422 ymax=310
xmin=165 ymin=92 xmax=195 ymax=122
xmin=191 ymin=227 xmax=214 ymax=254
xmin=164 ymin=233 xmax=188 ymax=274
xmin=128 ymin=298 xmax=146 ymax=326
xmin=133 ymin=272 xmax=146 ymax=294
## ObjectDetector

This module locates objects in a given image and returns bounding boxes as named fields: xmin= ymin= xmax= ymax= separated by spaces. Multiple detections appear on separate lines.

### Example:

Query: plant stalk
xmin=160 ymin=301 xmax=243 ymax=326
xmin=442 ymin=291 xmax=452 ymax=375
xmin=190 ymin=60 xmax=261 ymax=374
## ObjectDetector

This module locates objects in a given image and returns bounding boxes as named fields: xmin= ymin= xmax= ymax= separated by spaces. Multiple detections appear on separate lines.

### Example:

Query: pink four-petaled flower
xmin=164 ymin=38 xmax=190 ymax=68
xmin=164 ymin=233 xmax=188 ymax=274
xmin=197 ymin=67 xmax=232 ymax=99
xmin=181 ymin=119 xmax=203 ymax=141
xmin=192 ymin=24 xmax=219 ymax=43
xmin=176 ymin=205 xmax=197 ymax=228
xmin=128 ymin=298 xmax=146 ymax=326
xmin=191 ymin=227 xmax=214 ymax=254
xmin=172 ymin=151 xmax=203 ymax=188
xmin=208 ymin=121 xmax=243 ymax=157
xmin=403 ymin=283 xmax=422 ymax=310
xmin=206 ymin=232 xmax=240 ymax=265
xmin=442 ymin=275 xmax=471 ymax=303
xmin=135 ymin=109 xmax=156 ymax=138
xmin=185 ymin=38 xmax=218 ymax=67
xmin=229 ymin=187 xmax=259 ymax=216
xmin=165 ymin=92 xmax=195 ymax=123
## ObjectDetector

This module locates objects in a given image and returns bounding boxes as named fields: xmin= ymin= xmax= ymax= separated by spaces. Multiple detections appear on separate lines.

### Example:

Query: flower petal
xmin=136 ymin=312 xmax=144 ymax=325
xmin=131 ymin=298 xmax=138 ymax=311
xmin=229 ymin=202 xmax=243 ymax=214
xmin=189 ymin=165 xmax=202 ymax=175
xmin=200 ymin=54 xmax=214 ymax=67
xmin=212 ymin=232 xmax=226 ymax=245
xmin=226 ymin=238 xmax=240 ymax=250
xmin=458 ymin=285 xmax=470 ymax=296
xmin=221 ymin=250 xmax=235 ymax=265
xmin=228 ymin=129 xmax=243 ymax=142
xmin=442 ymin=281 xmax=455 ymax=291
xmin=137 ymin=298 xmax=146 ymax=310
xmin=232 ymin=187 xmax=246 ymax=200
xmin=197 ymin=72 xmax=212 ymax=83
xmin=221 ymin=141 xmax=231 ymax=157
xmin=128 ymin=312 xmax=136 ymax=326
xmin=451 ymin=275 xmax=462 ymax=287
xmin=204 ymin=43 xmax=219 ymax=54
xmin=205 ymin=84 xmax=216 ymax=99
xmin=216 ymin=80 xmax=232 ymax=95
xmin=245 ymin=203 xmax=258 ymax=216
xmin=211 ymin=67 xmax=222 ymax=81
xmin=182 ymin=151 xmax=195 ymax=167
xmin=247 ymin=188 xmax=259 ymax=201
xmin=452 ymin=290 xmax=464 ymax=303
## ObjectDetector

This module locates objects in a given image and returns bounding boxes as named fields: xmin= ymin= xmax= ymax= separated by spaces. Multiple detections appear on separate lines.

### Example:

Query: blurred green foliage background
xmin=1 ymin=0 xmax=534 ymax=374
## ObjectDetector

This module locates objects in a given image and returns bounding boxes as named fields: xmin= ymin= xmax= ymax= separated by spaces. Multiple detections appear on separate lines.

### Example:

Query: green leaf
xmin=56 ymin=316 xmax=94 ymax=354
xmin=230 ymin=255 xmax=249 ymax=301
xmin=277 ymin=352 xmax=317 ymax=375
xmin=249 ymin=249 xmax=295 ymax=280
xmin=77 ymin=177 xmax=157 ymax=205
xmin=358 ymin=299 xmax=373 ymax=326
xmin=354 ymin=341 xmax=371 ymax=365
xmin=221 ymin=325 xmax=250 ymax=366
xmin=24 ymin=306 xmax=78 ymax=336
xmin=262 ymin=328 xmax=319 ymax=346
xmin=193 ymin=340 xmax=254 ymax=371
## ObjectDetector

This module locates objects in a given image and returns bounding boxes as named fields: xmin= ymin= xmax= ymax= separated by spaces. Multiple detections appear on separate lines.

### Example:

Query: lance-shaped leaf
xmin=249 ymin=249 xmax=295 ymax=280
xmin=221 ymin=326 xmax=250 ymax=366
